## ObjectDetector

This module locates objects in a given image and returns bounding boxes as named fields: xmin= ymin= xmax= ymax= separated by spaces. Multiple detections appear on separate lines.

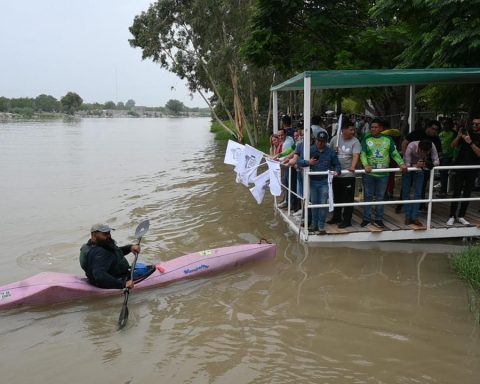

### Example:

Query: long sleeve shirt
xmin=360 ymin=134 xmax=405 ymax=177
xmin=404 ymin=141 xmax=440 ymax=167
xmin=297 ymin=144 xmax=341 ymax=179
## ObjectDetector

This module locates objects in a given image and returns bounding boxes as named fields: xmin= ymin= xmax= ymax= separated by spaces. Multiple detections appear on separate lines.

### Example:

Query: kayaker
xmin=79 ymin=223 xmax=141 ymax=289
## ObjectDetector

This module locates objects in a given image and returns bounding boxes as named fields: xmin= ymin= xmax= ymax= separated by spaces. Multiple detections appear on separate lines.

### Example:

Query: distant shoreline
xmin=0 ymin=111 xmax=210 ymax=122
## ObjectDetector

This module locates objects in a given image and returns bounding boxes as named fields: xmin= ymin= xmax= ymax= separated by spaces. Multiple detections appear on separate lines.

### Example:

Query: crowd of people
xmin=271 ymin=114 xmax=480 ymax=234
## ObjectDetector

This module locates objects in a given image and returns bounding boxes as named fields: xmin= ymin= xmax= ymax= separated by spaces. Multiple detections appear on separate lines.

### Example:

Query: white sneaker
xmin=458 ymin=217 xmax=470 ymax=225
xmin=277 ymin=201 xmax=287 ymax=209
xmin=446 ymin=217 xmax=455 ymax=226
xmin=293 ymin=210 xmax=303 ymax=217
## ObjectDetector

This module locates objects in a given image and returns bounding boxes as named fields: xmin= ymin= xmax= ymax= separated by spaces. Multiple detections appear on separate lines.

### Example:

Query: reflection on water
xmin=0 ymin=118 xmax=479 ymax=383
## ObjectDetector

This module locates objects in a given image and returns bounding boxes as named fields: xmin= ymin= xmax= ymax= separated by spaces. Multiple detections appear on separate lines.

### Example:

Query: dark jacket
xmin=80 ymin=240 xmax=132 ymax=289
xmin=297 ymin=144 xmax=341 ymax=179
xmin=454 ymin=131 xmax=480 ymax=165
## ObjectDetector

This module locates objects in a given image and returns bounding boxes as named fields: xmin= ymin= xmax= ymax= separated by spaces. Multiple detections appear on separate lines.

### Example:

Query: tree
xmin=34 ymin=94 xmax=60 ymax=112
xmin=371 ymin=0 xmax=480 ymax=117
xmin=165 ymin=99 xmax=185 ymax=115
xmin=0 ymin=97 xmax=11 ymax=112
xmin=243 ymin=0 xmax=370 ymax=73
xmin=104 ymin=101 xmax=116 ymax=109
xmin=125 ymin=99 xmax=136 ymax=109
xmin=60 ymin=92 xmax=83 ymax=115
xmin=129 ymin=0 xmax=275 ymax=144
xmin=117 ymin=101 xmax=125 ymax=109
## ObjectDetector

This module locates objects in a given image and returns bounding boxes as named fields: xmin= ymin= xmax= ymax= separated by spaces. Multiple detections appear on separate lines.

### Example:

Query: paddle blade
xmin=135 ymin=219 xmax=150 ymax=241
xmin=117 ymin=303 xmax=129 ymax=330
xmin=117 ymin=291 xmax=130 ymax=330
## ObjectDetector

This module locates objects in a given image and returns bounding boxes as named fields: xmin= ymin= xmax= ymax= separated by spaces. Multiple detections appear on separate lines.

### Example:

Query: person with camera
xmin=402 ymin=140 xmax=439 ymax=226
xmin=446 ymin=118 xmax=480 ymax=226
xmin=398 ymin=120 xmax=442 ymax=213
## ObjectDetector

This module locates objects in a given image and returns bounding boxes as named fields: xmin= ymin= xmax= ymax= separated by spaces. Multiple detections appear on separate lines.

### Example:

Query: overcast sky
xmin=0 ymin=0 xmax=206 ymax=107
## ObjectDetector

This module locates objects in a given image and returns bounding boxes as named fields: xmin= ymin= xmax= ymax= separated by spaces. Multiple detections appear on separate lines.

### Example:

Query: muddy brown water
xmin=0 ymin=118 xmax=479 ymax=383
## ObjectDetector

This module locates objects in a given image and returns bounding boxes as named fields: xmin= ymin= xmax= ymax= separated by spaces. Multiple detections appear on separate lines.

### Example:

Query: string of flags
xmin=223 ymin=140 xmax=281 ymax=204
xmin=223 ymin=139 xmax=336 ymax=211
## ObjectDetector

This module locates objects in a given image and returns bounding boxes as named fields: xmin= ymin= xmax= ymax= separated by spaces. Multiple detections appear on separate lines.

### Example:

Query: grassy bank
xmin=210 ymin=120 xmax=271 ymax=153
xmin=451 ymin=246 xmax=480 ymax=292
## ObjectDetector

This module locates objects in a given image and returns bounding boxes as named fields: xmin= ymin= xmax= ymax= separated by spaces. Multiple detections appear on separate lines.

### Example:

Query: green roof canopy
xmin=271 ymin=68 xmax=480 ymax=91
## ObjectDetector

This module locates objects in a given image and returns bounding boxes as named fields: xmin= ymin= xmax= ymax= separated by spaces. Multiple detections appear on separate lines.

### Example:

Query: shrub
xmin=451 ymin=246 xmax=480 ymax=292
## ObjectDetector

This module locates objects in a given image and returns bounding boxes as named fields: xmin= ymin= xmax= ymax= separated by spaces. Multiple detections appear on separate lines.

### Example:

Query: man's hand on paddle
xmin=131 ymin=244 xmax=141 ymax=254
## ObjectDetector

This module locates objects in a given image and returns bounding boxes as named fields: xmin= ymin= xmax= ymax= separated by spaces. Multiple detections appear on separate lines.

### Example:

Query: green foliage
xmin=243 ymin=0 xmax=371 ymax=73
xmin=0 ymin=97 xmax=10 ymax=112
xmin=211 ymin=119 xmax=270 ymax=152
xmin=165 ymin=99 xmax=185 ymax=115
xmin=371 ymin=0 xmax=480 ymax=68
xmin=10 ymin=97 xmax=35 ymax=110
xmin=127 ymin=110 xmax=140 ymax=117
xmin=34 ymin=94 xmax=60 ymax=112
xmin=451 ymin=246 xmax=480 ymax=292
xmin=211 ymin=120 xmax=233 ymax=140
xmin=60 ymin=92 xmax=83 ymax=115
xmin=125 ymin=99 xmax=136 ymax=109
xmin=11 ymin=107 xmax=34 ymax=118
xmin=104 ymin=101 xmax=116 ymax=109
xmin=342 ymin=98 xmax=363 ymax=114
xmin=371 ymin=0 xmax=480 ymax=116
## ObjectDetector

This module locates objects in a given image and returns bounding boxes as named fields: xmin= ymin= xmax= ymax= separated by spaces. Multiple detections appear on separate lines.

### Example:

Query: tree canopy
xmin=165 ymin=99 xmax=185 ymax=115
xmin=60 ymin=92 xmax=83 ymax=115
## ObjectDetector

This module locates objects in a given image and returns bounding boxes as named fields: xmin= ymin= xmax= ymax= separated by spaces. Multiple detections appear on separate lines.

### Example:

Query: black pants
xmin=331 ymin=177 xmax=356 ymax=223
xmin=449 ymin=169 xmax=478 ymax=217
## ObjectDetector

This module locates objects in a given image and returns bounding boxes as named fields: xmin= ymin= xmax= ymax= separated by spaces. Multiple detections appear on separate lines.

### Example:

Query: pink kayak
xmin=0 ymin=242 xmax=276 ymax=310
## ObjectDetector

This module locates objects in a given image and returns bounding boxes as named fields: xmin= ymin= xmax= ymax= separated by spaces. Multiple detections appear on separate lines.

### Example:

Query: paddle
xmin=117 ymin=219 xmax=150 ymax=330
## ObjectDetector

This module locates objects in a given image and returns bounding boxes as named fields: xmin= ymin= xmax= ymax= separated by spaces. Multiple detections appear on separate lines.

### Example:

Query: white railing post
xmin=287 ymin=166 xmax=292 ymax=215
xmin=303 ymin=74 xmax=312 ymax=239
xmin=427 ymin=169 xmax=435 ymax=229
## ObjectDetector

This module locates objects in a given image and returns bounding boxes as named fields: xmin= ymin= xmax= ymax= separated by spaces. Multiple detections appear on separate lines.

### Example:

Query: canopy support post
xmin=408 ymin=85 xmax=416 ymax=133
xmin=273 ymin=91 xmax=278 ymax=134
xmin=302 ymin=75 xmax=312 ymax=240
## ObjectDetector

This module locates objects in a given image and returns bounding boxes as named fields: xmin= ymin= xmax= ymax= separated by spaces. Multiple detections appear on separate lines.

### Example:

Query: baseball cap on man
xmin=316 ymin=131 xmax=329 ymax=141
xmin=90 ymin=223 xmax=115 ymax=233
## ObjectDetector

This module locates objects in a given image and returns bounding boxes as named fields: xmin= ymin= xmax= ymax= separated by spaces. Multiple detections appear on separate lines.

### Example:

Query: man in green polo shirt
xmin=360 ymin=118 xmax=407 ymax=229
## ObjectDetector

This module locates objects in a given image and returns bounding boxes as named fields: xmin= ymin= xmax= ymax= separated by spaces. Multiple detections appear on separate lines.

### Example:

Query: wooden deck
xmin=278 ymin=196 xmax=480 ymax=242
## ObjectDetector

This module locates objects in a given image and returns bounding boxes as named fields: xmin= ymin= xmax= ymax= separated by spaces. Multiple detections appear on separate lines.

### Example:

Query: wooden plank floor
xmin=285 ymin=195 xmax=480 ymax=235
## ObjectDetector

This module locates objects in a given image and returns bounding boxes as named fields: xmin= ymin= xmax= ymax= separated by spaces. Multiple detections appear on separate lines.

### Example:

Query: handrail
xmin=277 ymin=164 xmax=480 ymax=234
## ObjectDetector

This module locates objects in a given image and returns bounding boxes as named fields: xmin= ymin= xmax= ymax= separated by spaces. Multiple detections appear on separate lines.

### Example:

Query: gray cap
xmin=90 ymin=223 xmax=115 ymax=233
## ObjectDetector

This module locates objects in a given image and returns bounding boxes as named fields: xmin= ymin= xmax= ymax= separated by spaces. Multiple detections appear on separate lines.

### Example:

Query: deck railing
xmin=278 ymin=164 xmax=480 ymax=234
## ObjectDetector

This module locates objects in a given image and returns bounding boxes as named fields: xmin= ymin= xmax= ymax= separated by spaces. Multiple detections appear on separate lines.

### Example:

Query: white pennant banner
xmin=224 ymin=140 xmax=245 ymax=166
xmin=249 ymin=170 xmax=270 ymax=204
xmin=266 ymin=159 xmax=282 ymax=196
xmin=235 ymin=144 xmax=264 ymax=186
xmin=328 ymin=171 xmax=335 ymax=212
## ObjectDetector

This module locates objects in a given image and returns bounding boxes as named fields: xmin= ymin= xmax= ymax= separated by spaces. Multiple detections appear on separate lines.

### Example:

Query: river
xmin=0 ymin=117 xmax=479 ymax=383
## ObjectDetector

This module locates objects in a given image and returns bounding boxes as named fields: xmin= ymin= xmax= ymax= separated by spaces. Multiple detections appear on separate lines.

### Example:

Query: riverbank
xmin=0 ymin=110 xmax=210 ymax=122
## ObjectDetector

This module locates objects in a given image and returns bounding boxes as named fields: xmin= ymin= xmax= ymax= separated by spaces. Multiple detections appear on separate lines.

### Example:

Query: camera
xmin=461 ymin=127 xmax=468 ymax=134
